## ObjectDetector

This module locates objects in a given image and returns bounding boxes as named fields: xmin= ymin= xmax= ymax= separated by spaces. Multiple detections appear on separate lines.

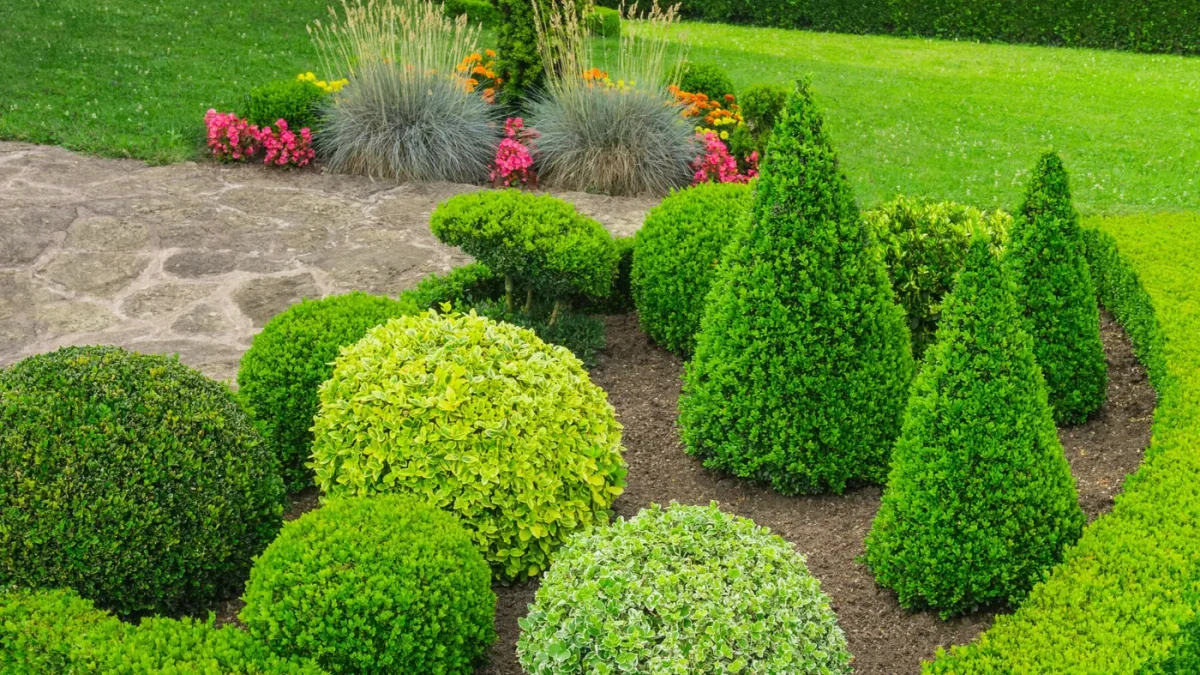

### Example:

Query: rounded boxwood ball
xmin=240 ymin=494 xmax=496 ymax=675
xmin=237 ymin=292 xmax=417 ymax=491
xmin=0 ymin=346 xmax=284 ymax=616
xmin=311 ymin=309 xmax=626 ymax=580
xmin=517 ymin=503 xmax=853 ymax=674
xmin=632 ymin=181 xmax=752 ymax=355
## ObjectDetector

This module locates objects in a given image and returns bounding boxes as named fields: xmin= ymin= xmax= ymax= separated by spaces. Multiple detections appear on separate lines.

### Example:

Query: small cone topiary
xmin=1006 ymin=151 xmax=1107 ymax=424
xmin=679 ymin=79 xmax=913 ymax=495
xmin=864 ymin=233 xmax=1086 ymax=618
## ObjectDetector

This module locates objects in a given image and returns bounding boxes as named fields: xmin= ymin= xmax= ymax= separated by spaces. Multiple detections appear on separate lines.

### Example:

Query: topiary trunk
xmin=679 ymin=79 xmax=914 ymax=495
xmin=864 ymin=234 xmax=1085 ymax=617
xmin=1006 ymin=151 xmax=1107 ymax=424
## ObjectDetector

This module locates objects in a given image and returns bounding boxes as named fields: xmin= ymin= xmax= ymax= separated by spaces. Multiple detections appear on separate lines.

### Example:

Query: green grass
xmin=3 ymin=2 xmax=1200 ymax=212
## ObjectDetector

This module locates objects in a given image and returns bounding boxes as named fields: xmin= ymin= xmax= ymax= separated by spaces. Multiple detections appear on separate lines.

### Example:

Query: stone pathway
xmin=0 ymin=142 xmax=656 ymax=381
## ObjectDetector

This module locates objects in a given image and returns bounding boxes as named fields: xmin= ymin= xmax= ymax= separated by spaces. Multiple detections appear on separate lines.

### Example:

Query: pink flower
xmin=491 ymin=117 xmax=539 ymax=188
xmin=203 ymin=110 xmax=314 ymax=168
xmin=690 ymin=131 xmax=757 ymax=185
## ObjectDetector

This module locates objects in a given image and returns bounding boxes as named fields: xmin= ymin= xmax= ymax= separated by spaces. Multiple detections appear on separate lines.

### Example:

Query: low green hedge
xmin=925 ymin=214 xmax=1200 ymax=673
xmin=444 ymin=0 xmax=500 ymax=25
xmin=585 ymin=6 xmax=620 ymax=37
xmin=642 ymin=0 xmax=1200 ymax=56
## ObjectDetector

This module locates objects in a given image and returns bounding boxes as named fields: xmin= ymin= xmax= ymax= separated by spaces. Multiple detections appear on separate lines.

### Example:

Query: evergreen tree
xmin=678 ymin=80 xmax=913 ymax=495
xmin=496 ymin=0 xmax=546 ymax=105
xmin=865 ymin=234 xmax=1085 ymax=617
xmin=1007 ymin=151 xmax=1107 ymax=424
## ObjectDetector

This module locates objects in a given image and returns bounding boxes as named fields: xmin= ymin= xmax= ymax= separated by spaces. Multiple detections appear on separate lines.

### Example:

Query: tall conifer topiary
xmin=1007 ymin=151 xmax=1107 ymax=424
xmin=864 ymin=234 xmax=1085 ymax=617
xmin=678 ymin=80 xmax=913 ymax=495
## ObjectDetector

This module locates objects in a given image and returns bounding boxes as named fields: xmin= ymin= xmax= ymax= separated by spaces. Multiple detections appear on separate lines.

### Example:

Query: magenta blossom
xmin=691 ymin=131 xmax=758 ymax=185
xmin=491 ymin=117 xmax=538 ymax=188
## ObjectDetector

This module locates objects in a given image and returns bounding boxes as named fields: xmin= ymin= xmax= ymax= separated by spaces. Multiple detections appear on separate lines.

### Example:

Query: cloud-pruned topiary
xmin=241 ymin=495 xmax=495 ymax=675
xmin=237 ymin=292 xmax=417 ymax=491
xmin=1006 ymin=151 xmax=1107 ymax=424
xmin=865 ymin=196 xmax=1012 ymax=358
xmin=632 ymin=181 xmax=752 ymax=355
xmin=310 ymin=309 xmax=625 ymax=580
xmin=865 ymin=234 xmax=1085 ymax=618
xmin=679 ymin=80 xmax=913 ymax=495
xmin=0 ymin=346 xmax=284 ymax=616
xmin=517 ymin=503 xmax=852 ymax=674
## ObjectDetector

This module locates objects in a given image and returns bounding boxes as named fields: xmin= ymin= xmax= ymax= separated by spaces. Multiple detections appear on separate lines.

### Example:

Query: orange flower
xmin=485 ymin=48 xmax=496 ymax=58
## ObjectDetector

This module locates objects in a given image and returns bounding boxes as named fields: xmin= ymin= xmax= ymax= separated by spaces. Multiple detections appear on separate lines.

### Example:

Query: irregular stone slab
xmin=63 ymin=215 xmax=151 ymax=251
xmin=34 ymin=301 xmax=119 ymax=338
xmin=122 ymin=282 xmax=216 ymax=319
xmin=163 ymin=250 xmax=237 ymax=278
xmin=0 ymin=272 xmax=41 ymax=358
xmin=218 ymin=187 xmax=358 ymax=229
xmin=307 ymin=245 xmax=446 ymax=297
xmin=40 ymin=252 xmax=149 ymax=296
xmin=172 ymin=303 xmax=234 ymax=336
xmin=233 ymin=273 xmax=320 ymax=327
xmin=0 ymin=206 xmax=75 ymax=265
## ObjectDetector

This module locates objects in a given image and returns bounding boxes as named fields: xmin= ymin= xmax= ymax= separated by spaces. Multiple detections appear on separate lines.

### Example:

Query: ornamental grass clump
xmin=632 ymin=181 xmax=752 ymax=355
xmin=517 ymin=503 xmax=852 ymax=674
xmin=1006 ymin=151 xmax=1107 ymax=424
xmin=0 ymin=346 xmax=284 ymax=616
xmin=241 ymin=495 xmax=495 ymax=675
xmin=865 ymin=234 xmax=1085 ymax=617
xmin=528 ymin=0 xmax=693 ymax=195
xmin=310 ymin=0 xmax=500 ymax=182
xmin=680 ymin=80 xmax=913 ymax=495
xmin=310 ymin=310 xmax=625 ymax=580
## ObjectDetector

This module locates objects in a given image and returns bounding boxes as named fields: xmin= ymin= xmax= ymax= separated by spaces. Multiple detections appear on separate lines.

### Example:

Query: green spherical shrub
xmin=739 ymin=83 xmax=789 ymax=146
xmin=632 ymin=182 xmax=752 ymax=355
xmin=0 ymin=587 xmax=120 ymax=673
xmin=865 ymin=234 xmax=1085 ymax=617
xmin=430 ymin=190 xmax=620 ymax=308
xmin=397 ymin=262 xmax=504 ymax=311
xmin=517 ymin=503 xmax=852 ymax=675
xmin=678 ymin=61 xmax=735 ymax=101
xmin=242 ymin=79 xmax=328 ymax=131
xmin=311 ymin=310 xmax=626 ymax=580
xmin=0 ymin=346 xmax=284 ymax=616
xmin=237 ymin=292 xmax=417 ymax=491
xmin=865 ymin=196 xmax=1012 ymax=358
xmin=585 ymin=6 xmax=621 ymax=37
xmin=1006 ymin=151 xmax=1107 ymax=424
xmin=680 ymin=80 xmax=914 ymax=495
xmin=241 ymin=495 xmax=496 ymax=675
xmin=444 ymin=0 xmax=500 ymax=24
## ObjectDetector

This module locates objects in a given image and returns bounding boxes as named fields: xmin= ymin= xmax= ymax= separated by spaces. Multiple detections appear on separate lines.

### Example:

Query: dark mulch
xmin=217 ymin=311 xmax=1154 ymax=675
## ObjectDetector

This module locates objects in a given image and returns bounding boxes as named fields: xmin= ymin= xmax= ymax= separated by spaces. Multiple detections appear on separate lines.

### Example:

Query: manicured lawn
xmin=4 ymin=1 xmax=1200 ymax=213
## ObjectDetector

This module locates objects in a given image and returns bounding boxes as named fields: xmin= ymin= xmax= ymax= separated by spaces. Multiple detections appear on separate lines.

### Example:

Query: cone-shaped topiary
xmin=679 ymin=80 xmax=913 ymax=495
xmin=1006 ymin=152 xmax=1107 ymax=424
xmin=864 ymin=234 xmax=1086 ymax=618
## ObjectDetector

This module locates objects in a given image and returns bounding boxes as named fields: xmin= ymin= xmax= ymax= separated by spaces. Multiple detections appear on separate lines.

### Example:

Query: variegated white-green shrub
xmin=517 ymin=503 xmax=853 ymax=674
xmin=310 ymin=309 xmax=626 ymax=580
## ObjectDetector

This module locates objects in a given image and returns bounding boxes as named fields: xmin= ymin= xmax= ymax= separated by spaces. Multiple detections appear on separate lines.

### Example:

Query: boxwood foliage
xmin=310 ymin=310 xmax=625 ymax=580
xmin=430 ymin=190 xmax=620 ymax=311
xmin=517 ymin=503 xmax=852 ymax=674
xmin=632 ymin=182 xmax=752 ymax=355
xmin=865 ymin=196 xmax=1012 ymax=359
xmin=237 ymin=292 xmax=417 ymax=491
xmin=585 ymin=6 xmax=621 ymax=37
xmin=738 ymin=83 xmax=789 ymax=151
xmin=241 ymin=495 xmax=495 ymax=675
xmin=924 ymin=217 xmax=1193 ymax=674
xmin=865 ymin=234 xmax=1085 ymax=617
xmin=242 ymin=78 xmax=327 ymax=131
xmin=397 ymin=261 xmax=505 ymax=311
xmin=495 ymin=0 xmax=544 ymax=104
xmin=444 ymin=0 xmax=500 ymax=25
xmin=680 ymin=80 xmax=913 ymax=495
xmin=0 ymin=346 xmax=284 ymax=616
xmin=0 ymin=587 xmax=118 ymax=673
xmin=1006 ymin=152 xmax=1107 ymax=424
xmin=677 ymin=61 xmax=736 ymax=100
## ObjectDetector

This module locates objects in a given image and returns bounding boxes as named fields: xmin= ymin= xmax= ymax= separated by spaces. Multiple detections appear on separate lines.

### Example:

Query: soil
xmin=219 ymin=310 xmax=1154 ymax=675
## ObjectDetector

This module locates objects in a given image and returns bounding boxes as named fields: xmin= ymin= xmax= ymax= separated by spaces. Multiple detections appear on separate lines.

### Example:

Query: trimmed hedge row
xmin=925 ymin=214 xmax=1200 ymax=673
xmin=616 ymin=0 xmax=1200 ymax=56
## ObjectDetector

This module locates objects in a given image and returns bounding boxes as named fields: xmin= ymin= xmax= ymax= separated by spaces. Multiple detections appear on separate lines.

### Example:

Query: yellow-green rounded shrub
xmin=310 ymin=310 xmax=626 ymax=580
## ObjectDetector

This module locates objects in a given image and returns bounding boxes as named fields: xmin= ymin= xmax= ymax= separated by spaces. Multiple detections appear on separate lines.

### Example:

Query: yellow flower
xmin=719 ymin=130 xmax=729 ymax=140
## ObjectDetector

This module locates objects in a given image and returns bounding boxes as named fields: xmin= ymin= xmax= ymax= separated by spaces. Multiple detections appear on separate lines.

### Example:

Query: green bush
xmin=430 ymin=190 xmax=620 ymax=313
xmin=923 ymin=215 xmax=1194 ymax=674
xmin=397 ymin=262 xmax=505 ymax=311
xmin=680 ymin=80 xmax=913 ymax=495
xmin=663 ymin=0 xmax=1198 ymax=56
xmin=865 ymin=196 xmax=1012 ymax=358
xmin=1006 ymin=152 xmax=1107 ymax=424
xmin=577 ymin=235 xmax=635 ymax=313
xmin=310 ymin=310 xmax=625 ymax=580
xmin=237 ymin=292 xmax=417 ymax=491
xmin=242 ymin=79 xmax=327 ymax=131
xmin=865 ymin=234 xmax=1085 ymax=617
xmin=0 ymin=587 xmax=119 ymax=673
xmin=632 ymin=182 xmax=752 ymax=355
xmin=241 ymin=495 xmax=495 ymax=675
xmin=0 ymin=346 xmax=284 ymax=616
xmin=517 ymin=503 xmax=852 ymax=674
xmin=444 ymin=0 xmax=500 ymax=25
xmin=677 ymin=61 xmax=735 ymax=100
xmin=585 ymin=6 xmax=621 ymax=37
xmin=474 ymin=299 xmax=607 ymax=367
xmin=496 ymin=0 xmax=545 ymax=103
xmin=739 ymin=83 xmax=788 ymax=148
